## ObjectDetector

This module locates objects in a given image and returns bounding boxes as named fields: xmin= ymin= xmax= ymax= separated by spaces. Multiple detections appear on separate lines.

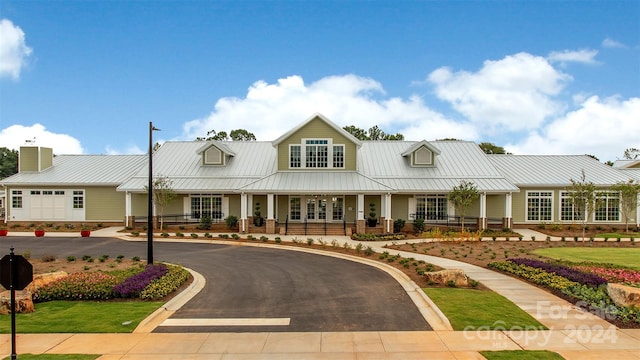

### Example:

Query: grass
xmin=596 ymin=232 xmax=640 ymax=238
xmin=0 ymin=300 xmax=162 ymax=333
xmin=481 ymin=350 xmax=564 ymax=360
xmin=532 ymin=247 xmax=640 ymax=269
xmin=423 ymin=287 xmax=546 ymax=330
xmin=2 ymin=355 xmax=99 ymax=360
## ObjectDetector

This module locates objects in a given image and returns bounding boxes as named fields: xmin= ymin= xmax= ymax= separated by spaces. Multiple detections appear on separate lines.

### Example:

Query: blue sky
xmin=1 ymin=0 xmax=638 ymax=162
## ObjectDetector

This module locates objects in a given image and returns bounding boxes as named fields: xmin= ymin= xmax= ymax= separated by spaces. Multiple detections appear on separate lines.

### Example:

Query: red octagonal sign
xmin=0 ymin=255 xmax=33 ymax=290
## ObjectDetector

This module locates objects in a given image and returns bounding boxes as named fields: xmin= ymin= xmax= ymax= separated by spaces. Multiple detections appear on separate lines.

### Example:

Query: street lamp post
xmin=148 ymin=121 xmax=160 ymax=264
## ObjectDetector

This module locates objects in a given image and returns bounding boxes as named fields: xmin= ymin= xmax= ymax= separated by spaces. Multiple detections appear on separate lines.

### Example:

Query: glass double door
xmin=306 ymin=197 xmax=327 ymax=222
xmin=292 ymin=196 xmax=344 ymax=222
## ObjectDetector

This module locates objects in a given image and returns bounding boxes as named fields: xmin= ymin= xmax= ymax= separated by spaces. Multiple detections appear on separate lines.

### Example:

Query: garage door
xmin=30 ymin=190 xmax=66 ymax=220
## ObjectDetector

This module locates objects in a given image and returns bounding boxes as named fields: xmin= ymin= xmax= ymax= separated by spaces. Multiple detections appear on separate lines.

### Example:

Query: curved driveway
xmin=4 ymin=236 xmax=431 ymax=332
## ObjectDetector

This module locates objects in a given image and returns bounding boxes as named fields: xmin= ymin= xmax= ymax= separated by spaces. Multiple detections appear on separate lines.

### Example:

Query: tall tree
xmin=611 ymin=179 xmax=640 ymax=233
xmin=566 ymin=170 xmax=601 ymax=241
xmin=146 ymin=176 xmax=177 ymax=230
xmin=479 ymin=142 xmax=508 ymax=154
xmin=623 ymin=147 xmax=640 ymax=160
xmin=0 ymin=147 xmax=19 ymax=179
xmin=230 ymin=129 xmax=256 ymax=141
xmin=343 ymin=125 xmax=404 ymax=140
xmin=448 ymin=180 xmax=480 ymax=232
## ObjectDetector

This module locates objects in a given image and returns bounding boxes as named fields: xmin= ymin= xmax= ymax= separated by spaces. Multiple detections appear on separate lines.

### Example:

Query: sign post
xmin=0 ymin=247 xmax=34 ymax=360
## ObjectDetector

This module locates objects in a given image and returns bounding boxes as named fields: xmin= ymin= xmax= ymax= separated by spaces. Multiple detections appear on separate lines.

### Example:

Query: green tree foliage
xmin=623 ymin=147 xmax=639 ymax=160
xmin=566 ymin=170 xmax=601 ymax=241
xmin=448 ymin=180 xmax=480 ymax=232
xmin=0 ymin=147 xmax=19 ymax=179
xmin=479 ymin=142 xmax=508 ymax=154
xmin=611 ymin=179 xmax=640 ymax=232
xmin=146 ymin=176 xmax=177 ymax=230
xmin=230 ymin=129 xmax=257 ymax=141
xmin=196 ymin=129 xmax=256 ymax=141
xmin=342 ymin=125 xmax=404 ymax=140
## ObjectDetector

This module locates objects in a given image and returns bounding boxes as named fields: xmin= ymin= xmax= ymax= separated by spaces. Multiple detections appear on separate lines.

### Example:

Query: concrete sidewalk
xmin=1 ymin=227 xmax=639 ymax=359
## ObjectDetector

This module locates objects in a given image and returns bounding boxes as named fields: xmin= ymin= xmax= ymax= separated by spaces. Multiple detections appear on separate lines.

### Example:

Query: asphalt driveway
xmin=2 ymin=236 xmax=431 ymax=332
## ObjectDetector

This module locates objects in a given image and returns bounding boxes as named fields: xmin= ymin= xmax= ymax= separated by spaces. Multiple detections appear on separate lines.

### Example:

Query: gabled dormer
xmin=401 ymin=141 xmax=441 ymax=167
xmin=272 ymin=113 xmax=362 ymax=171
xmin=196 ymin=141 xmax=236 ymax=166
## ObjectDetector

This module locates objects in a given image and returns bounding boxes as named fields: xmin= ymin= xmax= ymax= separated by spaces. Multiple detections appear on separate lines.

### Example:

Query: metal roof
xmin=618 ymin=168 xmax=640 ymax=182
xmin=488 ymin=155 xmax=632 ymax=186
xmin=0 ymin=155 xmax=146 ymax=186
xmin=359 ymin=140 xmax=517 ymax=192
xmin=118 ymin=141 xmax=277 ymax=192
xmin=240 ymin=171 xmax=394 ymax=193
xmin=613 ymin=159 xmax=640 ymax=169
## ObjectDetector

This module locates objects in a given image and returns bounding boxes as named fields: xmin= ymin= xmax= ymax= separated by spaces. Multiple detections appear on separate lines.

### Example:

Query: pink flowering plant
xmin=33 ymin=272 xmax=120 ymax=302
xmin=574 ymin=265 xmax=640 ymax=287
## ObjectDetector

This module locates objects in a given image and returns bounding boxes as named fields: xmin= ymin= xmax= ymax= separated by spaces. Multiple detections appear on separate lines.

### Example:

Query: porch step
xmin=283 ymin=223 xmax=349 ymax=236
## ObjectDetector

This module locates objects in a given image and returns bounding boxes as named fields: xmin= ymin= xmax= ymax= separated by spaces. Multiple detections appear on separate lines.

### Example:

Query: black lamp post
xmin=148 ymin=121 xmax=160 ymax=264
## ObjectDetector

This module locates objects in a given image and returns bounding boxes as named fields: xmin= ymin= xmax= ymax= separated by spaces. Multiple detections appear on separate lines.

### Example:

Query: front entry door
xmin=306 ymin=197 xmax=328 ymax=222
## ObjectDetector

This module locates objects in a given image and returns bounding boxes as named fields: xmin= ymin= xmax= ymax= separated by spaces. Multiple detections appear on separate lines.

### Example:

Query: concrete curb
xmin=133 ymin=266 xmax=206 ymax=333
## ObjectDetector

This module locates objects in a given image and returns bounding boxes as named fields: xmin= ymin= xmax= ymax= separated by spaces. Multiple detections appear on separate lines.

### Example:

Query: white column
xmin=505 ymin=192 xmax=513 ymax=227
xmin=385 ymin=193 xmax=392 ymax=232
xmin=357 ymin=194 xmax=365 ymax=220
xmin=636 ymin=193 xmax=640 ymax=227
xmin=480 ymin=192 xmax=487 ymax=229
xmin=240 ymin=193 xmax=248 ymax=233
xmin=125 ymin=191 xmax=132 ymax=227
xmin=267 ymin=194 xmax=274 ymax=219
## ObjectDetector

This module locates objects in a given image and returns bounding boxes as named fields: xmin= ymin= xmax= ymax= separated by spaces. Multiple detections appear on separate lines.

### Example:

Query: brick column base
xmin=356 ymin=219 xmax=366 ymax=234
xmin=266 ymin=219 xmax=276 ymax=234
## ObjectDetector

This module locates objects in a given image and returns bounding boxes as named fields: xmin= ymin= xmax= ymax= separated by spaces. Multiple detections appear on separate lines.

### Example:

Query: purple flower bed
xmin=508 ymin=258 xmax=607 ymax=286
xmin=113 ymin=263 xmax=168 ymax=298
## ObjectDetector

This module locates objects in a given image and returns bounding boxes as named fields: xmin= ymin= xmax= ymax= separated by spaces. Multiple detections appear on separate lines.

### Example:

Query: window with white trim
xmin=290 ymin=197 xmax=301 ymax=220
xmin=73 ymin=191 xmax=84 ymax=209
xmin=415 ymin=194 xmax=448 ymax=220
xmin=288 ymin=139 xmax=345 ymax=169
xmin=11 ymin=190 xmax=22 ymax=209
xmin=332 ymin=197 xmax=344 ymax=221
xmin=560 ymin=191 xmax=583 ymax=221
xmin=595 ymin=192 xmax=620 ymax=221
xmin=527 ymin=191 xmax=553 ymax=222
xmin=191 ymin=194 xmax=223 ymax=220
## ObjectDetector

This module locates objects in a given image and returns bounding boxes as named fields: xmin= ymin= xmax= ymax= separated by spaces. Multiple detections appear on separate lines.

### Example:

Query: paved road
xmin=2 ymin=236 xmax=432 ymax=332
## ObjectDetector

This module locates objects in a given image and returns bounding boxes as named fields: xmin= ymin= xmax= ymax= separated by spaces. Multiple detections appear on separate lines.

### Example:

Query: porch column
xmin=478 ymin=192 xmax=487 ymax=230
xmin=125 ymin=191 xmax=132 ymax=227
xmin=503 ymin=192 xmax=513 ymax=229
xmin=385 ymin=193 xmax=392 ymax=233
xmin=636 ymin=193 xmax=640 ymax=227
xmin=240 ymin=192 xmax=248 ymax=233
xmin=266 ymin=193 xmax=275 ymax=234
xmin=357 ymin=193 xmax=365 ymax=234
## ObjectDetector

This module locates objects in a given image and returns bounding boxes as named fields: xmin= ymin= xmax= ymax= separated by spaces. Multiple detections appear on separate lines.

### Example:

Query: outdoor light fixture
xmin=148 ymin=121 xmax=160 ymax=264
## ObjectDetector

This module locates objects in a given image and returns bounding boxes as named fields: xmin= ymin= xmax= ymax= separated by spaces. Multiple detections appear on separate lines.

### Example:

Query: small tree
xmin=448 ymin=180 xmax=480 ymax=232
xmin=566 ymin=170 xmax=600 ymax=241
xmin=611 ymin=179 xmax=640 ymax=233
xmin=146 ymin=176 xmax=176 ymax=230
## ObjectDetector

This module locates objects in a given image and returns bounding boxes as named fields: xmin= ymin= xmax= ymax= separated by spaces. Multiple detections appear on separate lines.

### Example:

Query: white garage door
xmin=29 ymin=190 xmax=66 ymax=220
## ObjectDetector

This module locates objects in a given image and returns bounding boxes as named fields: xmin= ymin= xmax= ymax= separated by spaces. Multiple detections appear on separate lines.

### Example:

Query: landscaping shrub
xmin=197 ymin=216 xmax=212 ymax=230
xmin=224 ymin=215 xmax=238 ymax=229
xmin=413 ymin=218 xmax=425 ymax=234
xmin=33 ymin=272 xmax=119 ymax=302
xmin=113 ymin=264 xmax=168 ymax=298
xmin=393 ymin=218 xmax=406 ymax=233
xmin=488 ymin=261 xmax=579 ymax=291
xmin=507 ymin=258 xmax=607 ymax=286
xmin=140 ymin=265 xmax=190 ymax=300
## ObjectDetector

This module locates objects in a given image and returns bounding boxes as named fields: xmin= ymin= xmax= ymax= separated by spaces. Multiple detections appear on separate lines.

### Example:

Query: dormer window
xmin=413 ymin=147 xmax=433 ymax=166
xmin=289 ymin=138 xmax=344 ymax=169
xmin=401 ymin=141 xmax=440 ymax=168
xmin=204 ymin=147 xmax=223 ymax=165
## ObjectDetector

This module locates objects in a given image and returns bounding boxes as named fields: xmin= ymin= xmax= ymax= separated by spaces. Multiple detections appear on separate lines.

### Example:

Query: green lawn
xmin=423 ymin=288 xmax=546 ymax=331
xmin=481 ymin=350 xmax=564 ymax=360
xmin=2 ymin=355 xmax=99 ymax=360
xmin=532 ymin=247 xmax=640 ymax=269
xmin=0 ymin=301 xmax=162 ymax=333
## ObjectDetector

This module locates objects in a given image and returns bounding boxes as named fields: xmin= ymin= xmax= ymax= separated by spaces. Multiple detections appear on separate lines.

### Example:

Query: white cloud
xmin=547 ymin=49 xmax=599 ymax=65
xmin=506 ymin=96 xmax=640 ymax=161
xmin=0 ymin=124 xmax=84 ymax=154
xmin=0 ymin=19 xmax=33 ymax=80
xmin=427 ymin=52 xmax=570 ymax=133
xmin=602 ymin=37 xmax=627 ymax=49
xmin=182 ymin=74 xmax=477 ymax=142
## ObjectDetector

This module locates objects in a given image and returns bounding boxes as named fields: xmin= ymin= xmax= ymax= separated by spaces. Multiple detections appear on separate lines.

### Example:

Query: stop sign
xmin=0 ymin=255 xmax=33 ymax=290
